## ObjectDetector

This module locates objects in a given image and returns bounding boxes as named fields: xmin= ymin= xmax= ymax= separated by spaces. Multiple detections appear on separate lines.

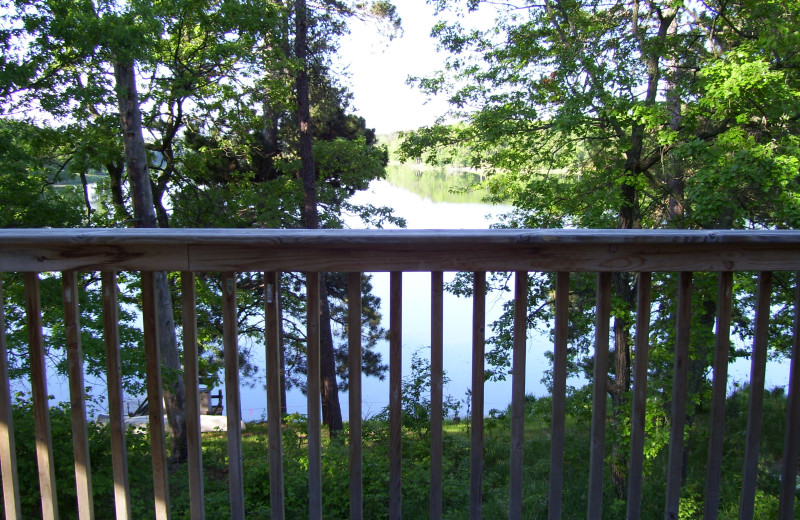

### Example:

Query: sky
xmin=336 ymin=0 xmax=455 ymax=134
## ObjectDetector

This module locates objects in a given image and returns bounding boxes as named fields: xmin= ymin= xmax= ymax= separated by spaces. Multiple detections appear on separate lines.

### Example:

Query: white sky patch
xmin=335 ymin=0 xmax=453 ymax=134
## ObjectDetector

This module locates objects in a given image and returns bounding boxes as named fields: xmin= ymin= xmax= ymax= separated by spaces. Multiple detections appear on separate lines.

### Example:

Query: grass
xmin=3 ymin=390 xmax=799 ymax=519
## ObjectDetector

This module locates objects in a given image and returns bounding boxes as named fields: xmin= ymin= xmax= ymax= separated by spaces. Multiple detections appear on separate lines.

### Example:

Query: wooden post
xmin=470 ymin=272 xmax=485 ymax=520
xmin=430 ymin=272 xmax=444 ymax=520
xmin=62 ymin=271 xmax=94 ymax=520
xmin=25 ymin=272 xmax=59 ymax=520
xmin=181 ymin=272 xmax=205 ymax=520
xmin=348 ymin=272 xmax=363 ymax=520
xmin=739 ymin=272 xmax=773 ymax=520
xmin=549 ymin=272 xmax=569 ymax=520
xmin=101 ymin=272 xmax=132 ymax=520
xmin=627 ymin=272 xmax=652 ymax=520
xmin=307 ymin=272 xmax=323 ymax=520
xmin=664 ymin=272 xmax=693 ymax=519
xmin=778 ymin=273 xmax=800 ymax=519
xmin=265 ymin=272 xmax=286 ymax=520
xmin=0 ymin=274 xmax=22 ymax=520
xmin=703 ymin=271 xmax=733 ymax=520
xmin=222 ymin=272 xmax=245 ymax=519
xmin=389 ymin=272 xmax=402 ymax=520
xmin=142 ymin=271 xmax=171 ymax=520
xmin=588 ymin=272 xmax=611 ymax=520
xmin=509 ymin=271 xmax=528 ymax=520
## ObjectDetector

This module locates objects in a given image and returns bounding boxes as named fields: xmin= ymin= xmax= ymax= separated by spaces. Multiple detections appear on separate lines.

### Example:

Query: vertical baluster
xmin=0 ymin=274 xmax=22 ymax=520
xmin=348 ymin=272 xmax=363 ymax=520
xmin=389 ymin=271 xmax=402 ymax=520
xmin=703 ymin=271 xmax=733 ymax=520
xmin=142 ymin=271 xmax=171 ymax=520
xmin=430 ymin=272 xmax=444 ymax=520
xmin=101 ymin=272 xmax=132 ymax=520
xmin=470 ymin=271 xmax=486 ymax=520
xmin=664 ymin=272 xmax=693 ymax=519
xmin=222 ymin=272 xmax=244 ymax=519
xmin=24 ymin=272 xmax=59 ymax=520
xmin=509 ymin=271 xmax=528 ymax=520
xmin=739 ymin=272 xmax=772 ymax=520
xmin=265 ymin=272 xmax=286 ymax=520
xmin=626 ymin=272 xmax=652 ymax=520
xmin=181 ymin=272 xmax=205 ymax=520
xmin=307 ymin=272 xmax=323 ymax=520
xmin=62 ymin=271 xmax=94 ymax=520
xmin=588 ymin=272 xmax=611 ymax=520
xmin=779 ymin=273 xmax=800 ymax=519
xmin=549 ymin=272 xmax=569 ymax=520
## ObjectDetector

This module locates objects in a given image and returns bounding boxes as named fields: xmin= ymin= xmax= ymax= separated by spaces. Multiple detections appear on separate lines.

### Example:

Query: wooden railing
xmin=1 ymin=229 xmax=800 ymax=519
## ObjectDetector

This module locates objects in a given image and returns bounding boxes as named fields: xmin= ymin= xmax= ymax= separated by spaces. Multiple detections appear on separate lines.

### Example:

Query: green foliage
xmin=5 ymin=385 xmax=798 ymax=519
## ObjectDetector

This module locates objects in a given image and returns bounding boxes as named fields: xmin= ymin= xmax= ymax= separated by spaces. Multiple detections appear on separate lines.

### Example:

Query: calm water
xmin=37 ymin=167 xmax=794 ymax=421
xmin=238 ymin=168 xmax=559 ymax=421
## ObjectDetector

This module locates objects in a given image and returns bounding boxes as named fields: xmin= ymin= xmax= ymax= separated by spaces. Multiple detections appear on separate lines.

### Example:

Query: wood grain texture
xmin=588 ymin=272 xmax=611 ymax=520
xmin=222 ymin=272 xmax=245 ymax=520
xmin=348 ymin=272 xmax=363 ymax=520
xmin=470 ymin=272 xmax=485 ymax=520
xmin=181 ymin=272 xmax=205 ymax=520
xmin=739 ymin=272 xmax=773 ymax=520
xmin=430 ymin=272 xmax=444 ymax=520
xmin=703 ymin=272 xmax=733 ymax=520
xmin=509 ymin=271 xmax=528 ymax=520
xmin=3 ymin=229 xmax=800 ymax=272
xmin=24 ymin=273 xmax=59 ymax=520
xmin=142 ymin=271 xmax=171 ymax=520
xmin=549 ymin=272 xmax=569 ymax=520
xmin=627 ymin=272 xmax=652 ymax=520
xmin=778 ymin=274 xmax=800 ymax=520
xmin=101 ymin=272 xmax=132 ymax=520
xmin=0 ymin=275 xmax=22 ymax=520
xmin=265 ymin=272 xmax=286 ymax=520
xmin=62 ymin=271 xmax=94 ymax=520
xmin=389 ymin=272 xmax=402 ymax=520
xmin=664 ymin=272 xmax=693 ymax=520
xmin=306 ymin=272 xmax=322 ymax=520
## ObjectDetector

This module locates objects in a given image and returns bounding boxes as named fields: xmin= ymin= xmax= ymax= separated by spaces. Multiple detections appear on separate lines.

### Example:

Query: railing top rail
xmin=1 ymin=228 xmax=800 ymax=273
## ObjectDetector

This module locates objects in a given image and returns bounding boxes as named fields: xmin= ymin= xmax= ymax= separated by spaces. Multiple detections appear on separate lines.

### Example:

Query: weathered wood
xmin=664 ymin=272 xmax=693 ymax=519
xmin=181 ymin=272 xmax=205 ymax=520
xmin=265 ymin=272 xmax=286 ymax=520
xmin=739 ymin=272 xmax=773 ymax=520
xmin=348 ymin=272 xmax=363 ymax=520
xmin=62 ymin=271 xmax=94 ymax=520
xmin=142 ymin=271 xmax=171 ymax=520
xmin=389 ymin=272 xmax=402 ymax=520
xmin=4 ymin=229 xmax=800 ymax=273
xmin=549 ymin=272 xmax=569 ymax=520
xmin=509 ymin=271 xmax=528 ymax=520
xmin=222 ymin=272 xmax=245 ymax=520
xmin=306 ymin=272 xmax=323 ymax=520
xmin=588 ymin=272 xmax=611 ymax=520
xmin=627 ymin=272 xmax=652 ymax=520
xmin=0 ymin=275 xmax=22 ymax=520
xmin=470 ymin=272 xmax=486 ymax=520
xmin=101 ymin=272 xmax=132 ymax=520
xmin=430 ymin=272 xmax=444 ymax=520
xmin=24 ymin=272 xmax=59 ymax=520
xmin=703 ymin=271 xmax=733 ymax=520
xmin=778 ymin=273 xmax=800 ymax=520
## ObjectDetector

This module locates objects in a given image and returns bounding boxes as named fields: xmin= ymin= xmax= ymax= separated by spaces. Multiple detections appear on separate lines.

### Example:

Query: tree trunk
xmin=294 ymin=0 xmax=343 ymax=435
xmin=113 ymin=59 xmax=187 ymax=462
xmin=320 ymin=275 xmax=344 ymax=431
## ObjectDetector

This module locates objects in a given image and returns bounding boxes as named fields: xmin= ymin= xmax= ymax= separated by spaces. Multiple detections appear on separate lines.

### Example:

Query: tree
xmin=3 ymin=0 xmax=404 ymax=447
xmin=401 ymin=0 xmax=800 ymax=496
